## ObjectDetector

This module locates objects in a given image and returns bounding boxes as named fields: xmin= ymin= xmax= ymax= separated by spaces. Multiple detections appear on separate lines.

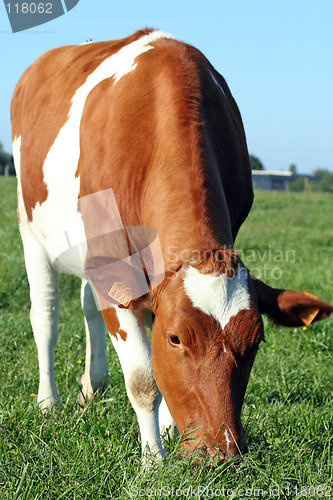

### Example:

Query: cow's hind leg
xmin=20 ymin=225 xmax=60 ymax=410
xmin=103 ymin=306 xmax=164 ymax=462
xmin=77 ymin=279 xmax=109 ymax=404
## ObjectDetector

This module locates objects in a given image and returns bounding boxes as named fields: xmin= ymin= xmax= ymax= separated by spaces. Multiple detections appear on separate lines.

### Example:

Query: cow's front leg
xmin=102 ymin=306 xmax=164 ymax=461
xmin=77 ymin=280 xmax=109 ymax=405
xmin=159 ymin=397 xmax=176 ymax=440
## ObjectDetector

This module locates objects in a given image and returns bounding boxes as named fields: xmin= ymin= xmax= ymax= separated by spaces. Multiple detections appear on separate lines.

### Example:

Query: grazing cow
xmin=11 ymin=28 xmax=332 ymax=461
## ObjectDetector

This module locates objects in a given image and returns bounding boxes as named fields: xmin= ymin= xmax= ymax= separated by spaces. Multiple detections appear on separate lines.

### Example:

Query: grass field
xmin=0 ymin=177 xmax=332 ymax=499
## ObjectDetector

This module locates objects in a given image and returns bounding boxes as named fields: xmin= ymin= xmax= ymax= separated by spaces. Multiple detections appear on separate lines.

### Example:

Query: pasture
xmin=0 ymin=176 xmax=332 ymax=499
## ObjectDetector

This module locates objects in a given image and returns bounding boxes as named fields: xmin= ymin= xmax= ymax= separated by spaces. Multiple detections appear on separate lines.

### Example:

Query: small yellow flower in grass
xmin=302 ymin=326 xmax=307 ymax=331
xmin=30 ymin=393 xmax=35 ymax=397
xmin=272 ymin=349 xmax=276 ymax=353
xmin=76 ymin=360 xmax=82 ymax=364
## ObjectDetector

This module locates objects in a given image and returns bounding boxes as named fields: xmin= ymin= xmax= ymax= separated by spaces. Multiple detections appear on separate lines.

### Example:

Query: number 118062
xmin=6 ymin=2 xmax=53 ymax=14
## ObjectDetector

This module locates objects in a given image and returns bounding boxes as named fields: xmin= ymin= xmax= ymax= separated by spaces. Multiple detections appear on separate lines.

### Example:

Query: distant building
xmin=252 ymin=170 xmax=294 ymax=191
xmin=252 ymin=170 xmax=316 ymax=191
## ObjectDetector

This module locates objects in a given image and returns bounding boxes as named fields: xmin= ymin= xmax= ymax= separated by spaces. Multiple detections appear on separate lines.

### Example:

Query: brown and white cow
xmin=11 ymin=28 xmax=332 ymax=461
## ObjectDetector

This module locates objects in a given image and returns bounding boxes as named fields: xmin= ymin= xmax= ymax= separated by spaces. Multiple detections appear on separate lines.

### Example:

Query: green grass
xmin=0 ymin=178 xmax=332 ymax=499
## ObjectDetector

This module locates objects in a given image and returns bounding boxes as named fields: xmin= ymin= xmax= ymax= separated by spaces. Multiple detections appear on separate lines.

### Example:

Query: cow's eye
xmin=168 ymin=335 xmax=181 ymax=347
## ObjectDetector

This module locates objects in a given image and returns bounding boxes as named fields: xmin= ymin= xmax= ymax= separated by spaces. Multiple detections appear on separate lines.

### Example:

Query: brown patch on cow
xmin=128 ymin=367 xmax=159 ymax=412
xmin=101 ymin=307 xmax=127 ymax=340
xmin=224 ymin=306 xmax=264 ymax=360
xmin=117 ymin=329 xmax=127 ymax=341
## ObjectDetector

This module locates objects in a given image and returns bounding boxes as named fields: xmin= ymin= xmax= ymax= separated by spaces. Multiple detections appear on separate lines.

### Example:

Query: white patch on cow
xmin=183 ymin=265 xmax=250 ymax=330
xmin=108 ymin=306 xmax=164 ymax=460
xmin=209 ymin=70 xmax=227 ymax=99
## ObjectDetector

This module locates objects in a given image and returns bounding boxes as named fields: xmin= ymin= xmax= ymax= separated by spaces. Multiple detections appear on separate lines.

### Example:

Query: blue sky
xmin=1 ymin=0 xmax=332 ymax=173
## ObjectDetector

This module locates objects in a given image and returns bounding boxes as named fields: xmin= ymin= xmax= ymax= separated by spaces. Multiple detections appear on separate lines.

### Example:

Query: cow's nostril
xmin=187 ymin=440 xmax=248 ymax=464
xmin=199 ymin=445 xmax=225 ymax=464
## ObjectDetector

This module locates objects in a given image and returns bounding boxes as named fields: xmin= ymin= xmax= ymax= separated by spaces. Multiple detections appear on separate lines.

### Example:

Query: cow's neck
xmin=144 ymin=171 xmax=234 ymax=275
xmin=158 ymin=219 xmax=233 ymax=276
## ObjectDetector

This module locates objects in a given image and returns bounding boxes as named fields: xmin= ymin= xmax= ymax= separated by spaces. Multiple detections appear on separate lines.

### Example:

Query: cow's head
xmin=151 ymin=248 xmax=332 ymax=460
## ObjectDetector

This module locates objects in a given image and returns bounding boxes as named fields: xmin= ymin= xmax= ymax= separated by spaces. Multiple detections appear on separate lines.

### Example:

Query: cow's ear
xmin=250 ymin=277 xmax=333 ymax=327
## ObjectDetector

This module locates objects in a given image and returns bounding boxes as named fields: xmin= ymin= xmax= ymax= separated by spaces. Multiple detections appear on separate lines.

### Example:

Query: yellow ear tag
xmin=108 ymin=282 xmax=132 ymax=307
xmin=300 ymin=306 xmax=320 ymax=326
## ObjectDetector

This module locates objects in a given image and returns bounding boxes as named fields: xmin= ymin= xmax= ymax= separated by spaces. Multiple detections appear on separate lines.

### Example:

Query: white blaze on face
xmin=30 ymin=30 xmax=173 ymax=275
xmin=183 ymin=265 xmax=250 ymax=330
